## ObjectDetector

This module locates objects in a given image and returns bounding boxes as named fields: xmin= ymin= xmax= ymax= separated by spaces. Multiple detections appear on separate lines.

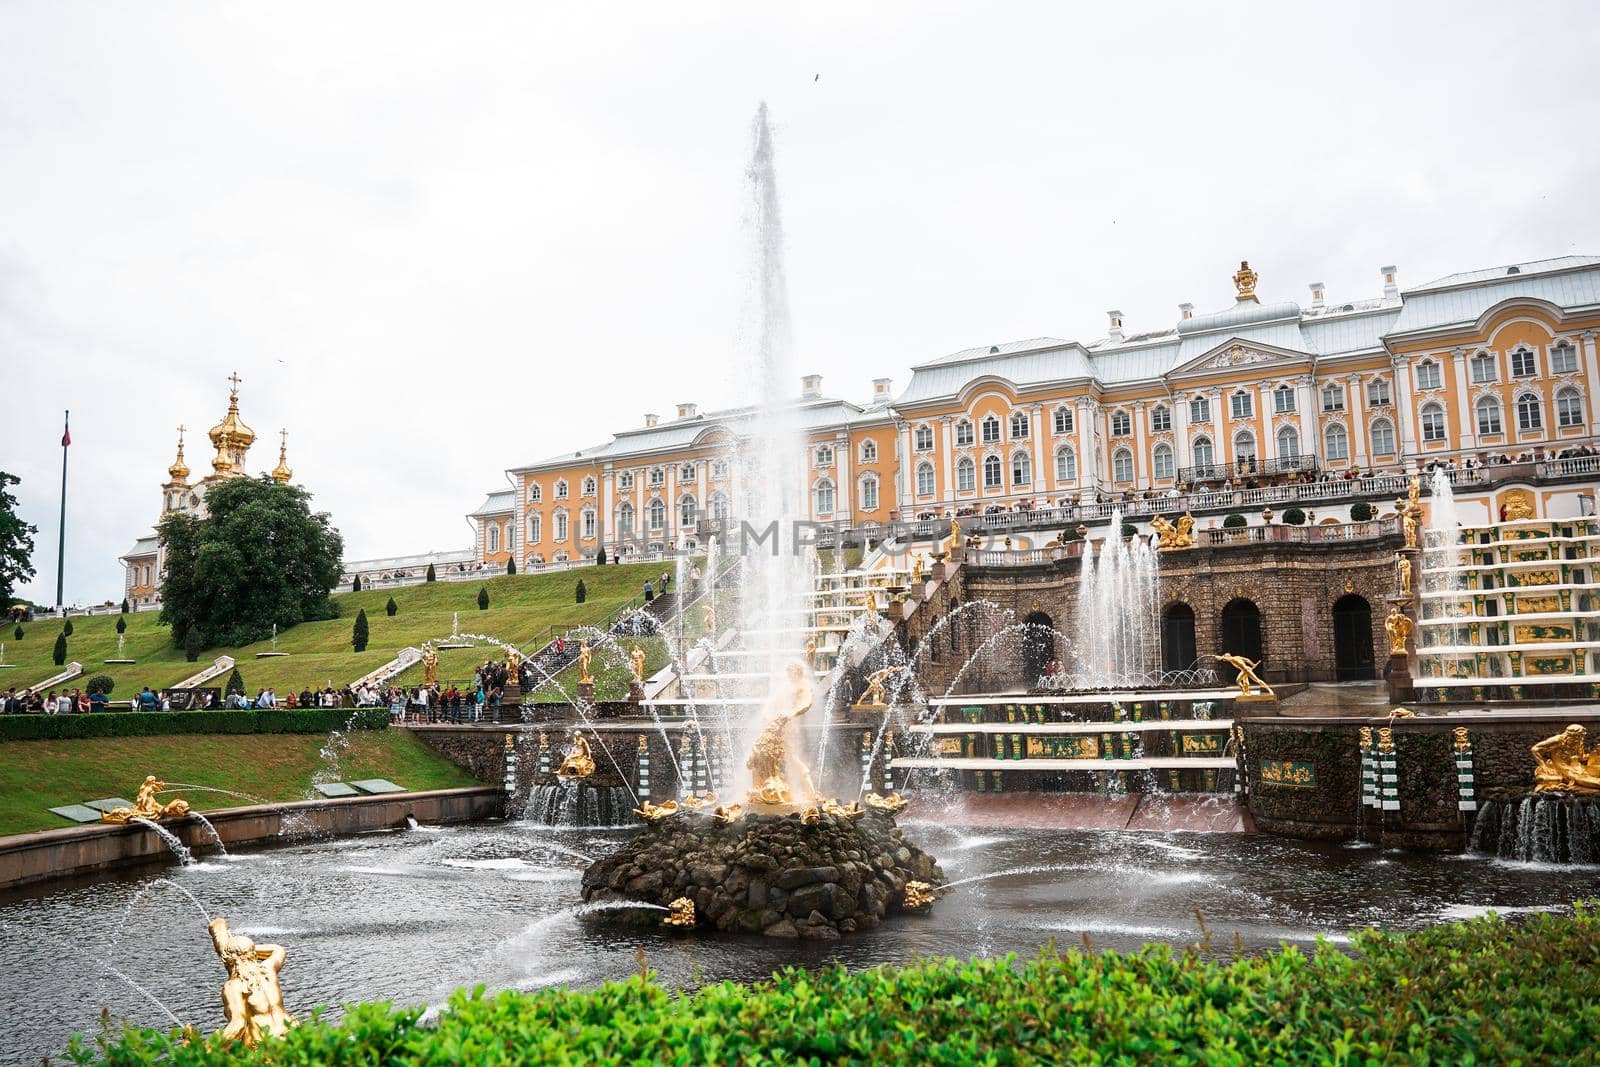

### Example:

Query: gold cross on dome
xmin=176 ymin=424 xmax=186 ymax=443
xmin=227 ymin=371 xmax=242 ymax=394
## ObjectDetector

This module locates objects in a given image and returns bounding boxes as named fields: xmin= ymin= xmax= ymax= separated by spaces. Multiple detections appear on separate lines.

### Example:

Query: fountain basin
xmin=580 ymin=809 xmax=943 ymax=939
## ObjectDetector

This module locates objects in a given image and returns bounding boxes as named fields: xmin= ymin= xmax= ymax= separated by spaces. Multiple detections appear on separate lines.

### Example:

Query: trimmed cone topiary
xmin=575 ymin=579 xmax=587 ymax=604
xmin=477 ymin=586 xmax=489 ymax=611
xmin=52 ymin=631 xmax=67 ymax=666
xmin=183 ymin=627 xmax=202 ymax=663
xmin=352 ymin=608 xmax=369 ymax=652
xmin=386 ymin=596 xmax=398 ymax=617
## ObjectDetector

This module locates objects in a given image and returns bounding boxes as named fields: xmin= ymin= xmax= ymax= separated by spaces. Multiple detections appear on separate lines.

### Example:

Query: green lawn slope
xmin=1 ymin=563 xmax=663 ymax=699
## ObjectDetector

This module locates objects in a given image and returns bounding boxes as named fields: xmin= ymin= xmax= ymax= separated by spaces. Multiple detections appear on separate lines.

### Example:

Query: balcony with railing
xmin=963 ymin=517 xmax=1400 ymax=567
xmin=1177 ymin=452 xmax=1319 ymax=485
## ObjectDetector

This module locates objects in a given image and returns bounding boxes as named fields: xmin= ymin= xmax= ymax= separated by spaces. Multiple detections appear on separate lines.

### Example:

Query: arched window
xmin=1234 ymin=430 xmax=1257 ymax=463
xmin=916 ymin=462 xmax=935 ymax=496
xmin=955 ymin=419 xmax=974 ymax=446
xmin=554 ymin=509 xmax=569 ymax=542
xmin=957 ymin=457 xmax=976 ymax=491
xmin=1055 ymin=446 xmax=1077 ymax=482
xmin=1476 ymin=396 xmax=1503 ymax=436
xmin=582 ymin=475 xmax=597 ymax=496
xmin=981 ymin=415 xmax=1001 ymax=444
xmin=527 ymin=514 xmax=542 ymax=543
xmin=1421 ymin=402 xmax=1447 ymax=442
xmin=679 ymin=495 xmax=697 ymax=527
xmin=859 ymin=474 xmax=879 ymax=512
xmin=487 ymin=525 xmax=499 ymax=553
xmin=1153 ymin=443 xmax=1175 ymax=480
xmin=982 ymin=454 xmax=1002 ymax=488
xmin=815 ymin=480 xmax=836 ymax=514
xmin=1558 ymin=387 xmax=1585 ymax=428
xmin=647 ymin=498 xmax=666 ymax=530
xmin=1150 ymin=405 xmax=1171 ymax=432
xmin=1192 ymin=436 xmax=1215 ymax=470
xmin=1369 ymin=418 xmax=1396 ymax=457
xmin=1552 ymin=342 xmax=1580 ymax=374
xmin=1053 ymin=406 xmax=1073 ymax=434
xmin=617 ymin=502 xmax=634 ymax=535
xmin=1276 ymin=426 xmax=1300 ymax=460
xmin=527 ymin=482 xmax=542 ymax=503
xmin=1273 ymin=385 xmax=1296 ymax=414
xmin=554 ymin=479 xmax=569 ymax=500
xmin=1323 ymin=424 xmax=1349 ymax=462
xmin=581 ymin=508 xmax=596 ymax=540
xmin=913 ymin=426 xmax=934 ymax=451
xmin=1011 ymin=451 xmax=1031 ymax=485
xmin=1009 ymin=412 xmax=1030 ymax=439
xmin=1110 ymin=410 xmax=1131 ymax=436
xmin=859 ymin=439 xmax=878 ymax=463
xmin=1112 ymin=447 xmax=1134 ymax=483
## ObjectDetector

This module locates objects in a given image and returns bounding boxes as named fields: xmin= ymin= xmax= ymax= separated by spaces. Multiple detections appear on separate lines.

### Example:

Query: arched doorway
xmin=1218 ymin=598 xmax=1264 ymax=682
xmin=1161 ymin=603 xmax=1197 ymax=674
xmin=1021 ymin=611 xmax=1056 ymax=687
xmin=1332 ymin=594 xmax=1375 ymax=680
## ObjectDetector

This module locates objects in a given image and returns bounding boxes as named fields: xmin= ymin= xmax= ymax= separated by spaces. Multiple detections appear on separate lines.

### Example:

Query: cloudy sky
xmin=4 ymin=1 xmax=1598 ymax=604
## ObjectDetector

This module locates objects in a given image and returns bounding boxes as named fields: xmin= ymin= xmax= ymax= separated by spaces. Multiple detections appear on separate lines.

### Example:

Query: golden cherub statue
xmin=577 ymin=640 xmax=593 ymax=684
xmin=1216 ymin=653 xmax=1274 ymax=699
xmin=1385 ymin=607 xmax=1414 ymax=654
xmin=629 ymin=644 xmax=647 ymax=684
xmin=102 ymin=776 xmax=191 ymax=824
xmin=1150 ymin=513 xmax=1197 ymax=551
xmin=746 ymin=660 xmax=816 ymax=806
xmin=854 ymin=666 xmax=898 ymax=710
xmin=1531 ymin=724 xmax=1600 ymax=794
xmin=208 ymin=917 xmax=295 ymax=1047
xmin=1396 ymin=554 xmax=1413 ymax=596
xmin=556 ymin=731 xmax=595 ymax=780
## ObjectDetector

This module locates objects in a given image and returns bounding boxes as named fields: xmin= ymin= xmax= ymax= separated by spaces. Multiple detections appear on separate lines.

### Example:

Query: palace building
xmin=467 ymin=256 xmax=1600 ymax=568
xmin=119 ymin=376 xmax=295 ymax=606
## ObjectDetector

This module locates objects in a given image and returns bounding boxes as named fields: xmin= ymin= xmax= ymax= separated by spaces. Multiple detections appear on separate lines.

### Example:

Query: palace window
xmin=648 ymin=467 xmax=664 ymax=487
xmin=982 ymin=454 xmax=1002 ymax=488
xmin=617 ymin=472 xmax=633 ymax=491
xmin=1320 ymin=385 xmax=1345 ymax=412
xmin=1110 ymin=411 xmax=1131 ymax=436
xmin=1367 ymin=378 xmax=1392 ymax=407
xmin=860 ymin=474 xmax=879 ymax=512
xmin=617 ymin=503 xmax=633 ymax=535
xmin=1273 ymin=385 xmax=1296 ymax=414
xmin=1471 ymin=352 xmax=1496 ymax=383
xmin=581 ymin=476 xmax=596 ymax=496
xmin=815 ymin=480 xmax=836 ymax=514
xmin=1517 ymin=393 xmax=1544 ymax=432
xmin=711 ymin=493 xmax=730 ymax=522
xmin=581 ymin=509 xmax=597 ymax=540
xmin=528 ymin=514 xmax=542 ymax=543
xmin=914 ymin=425 xmax=935 ymax=452
xmin=1230 ymin=391 xmax=1254 ymax=419
xmin=1476 ymin=396 xmax=1503 ymax=436
xmin=1150 ymin=405 xmax=1171 ymax=432
xmin=956 ymin=457 xmax=976 ymax=491
xmin=555 ymin=510 xmax=570 ymax=541
xmin=1009 ymin=412 xmax=1030 ymax=439
xmin=916 ymin=462 xmax=935 ymax=496
xmin=1552 ymin=342 xmax=1579 ymax=374
xmin=711 ymin=459 xmax=728 ymax=479
xmin=1055 ymin=446 xmax=1077 ymax=482
xmin=1053 ymin=407 xmax=1073 ymax=434
xmin=648 ymin=498 xmax=666 ymax=530
xmin=1234 ymin=430 xmax=1257 ymax=463
xmin=1276 ymin=426 xmax=1300 ymax=460
xmin=1421 ymin=402 xmax=1447 ymax=442
xmin=680 ymin=463 xmax=696 ymax=482
xmin=1370 ymin=418 xmax=1396 ymax=457
xmin=527 ymin=482 xmax=542 ymax=503
xmin=1324 ymin=424 xmax=1349 ymax=462
xmin=679 ymin=495 xmax=697 ymax=527
xmin=1417 ymin=360 xmax=1442 ymax=391
xmin=1153 ymin=443 xmax=1174 ymax=481
xmin=1011 ymin=451 xmax=1032 ymax=486
xmin=487 ymin=525 xmax=499 ymax=553
xmin=860 ymin=439 xmax=878 ymax=463
xmin=815 ymin=445 xmax=834 ymax=467
xmin=555 ymin=479 xmax=569 ymax=500
xmin=980 ymin=416 xmax=1001 ymax=444
xmin=955 ymin=419 xmax=974 ymax=446
xmin=1111 ymin=448 xmax=1134 ymax=483
xmin=1191 ymin=436 xmax=1215 ymax=469
xmin=1189 ymin=396 xmax=1212 ymax=424
xmin=1558 ymin=387 xmax=1585 ymax=428
xmin=1511 ymin=347 xmax=1538 ymax=379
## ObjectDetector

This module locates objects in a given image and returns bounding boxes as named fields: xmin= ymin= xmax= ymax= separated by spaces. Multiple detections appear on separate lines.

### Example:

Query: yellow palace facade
xmin=470 ymin=256 xmax=1600 ymax=568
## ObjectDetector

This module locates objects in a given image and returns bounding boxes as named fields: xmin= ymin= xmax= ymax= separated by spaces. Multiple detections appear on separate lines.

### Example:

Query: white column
xmin=665 ymin=465 xmax=677 ymax=544
xmin=1392 ymin=355 xmax=1418 ymax=462
xmin=1076 ymin=399 xmax=1098 ymax=489
xmin=836 ymin=433 xmax=852 ymax=522
xmin=1172 ymin=392 xmax=1191 ymax=474
xmin=1296 ymin=375 xmax=1314 ymax=464
xmin=896 ymin=421 xmax=912 ymax=517
xmin=940 ymin=417 xmax=956 ymax=505
xmin=1029 ymin=405 xmax=1044 ymax=499
xmin=1131 ymin=401 xmax=1149 ymax=487
xmin=1451 ymin=348 xmax=1474 ymax=449
xmin=1581 ymin=330 xmax=1600 ymax=435
xmin=1349 ymin=375 xmax=1369 ymax=468
xmin=1256 ymin=383 xmax=1273 ymax=466
xmin=602 ymin=468 xmax=614 ymax=551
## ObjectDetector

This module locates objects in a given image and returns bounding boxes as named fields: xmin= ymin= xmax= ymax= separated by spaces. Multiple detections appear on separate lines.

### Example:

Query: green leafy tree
xmin=1282 ymin=506 xmax=1307 ymax=526
xmin=63 ymin=618 xmax=73 ymax=637
xmin=52 ymin=630 xmax=67 ymax=666
xmin=85 ymin=674 xmax=114 ymax=696
xmin=183 ymin=627 xmax=203 ymax=662
xmin=226 ymin=667 xmax=245 ymax=695
xmin=477 ymin=586 xmax=489 ymax=611
xmin=386 ymin=596 xmax=398 ymax=617
xmin=425 ymin=563 xmax=436 ymax=582
xmin=1223 ymin=513 xmax=1248 ymax=529
xmin=352 ymin=608 xmax=370 ymax=652
xmin=1351 ymin=500 xmax=1375 ymax=522
xmin=115 ymin=615 xmax=127 ymax=634
xmin=506 ymin=557 xmax=516 ymax=576
xmin=158 ymin=477 xmax=344 ymax=650
xmin=575 ymin=579 xmax=587 ymax=604
xmin=0 ymin=472 xmax=37 ymax=609
xmin=596 ymin=546 xmax=608 ymax=566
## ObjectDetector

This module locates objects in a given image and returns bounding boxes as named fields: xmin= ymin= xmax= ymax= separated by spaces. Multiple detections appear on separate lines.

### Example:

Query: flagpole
xmin=56 ymin=409 xmax=69 ymax=611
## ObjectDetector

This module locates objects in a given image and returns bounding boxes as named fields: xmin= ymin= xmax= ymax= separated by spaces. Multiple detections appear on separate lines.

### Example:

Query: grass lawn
xmin=1 ymin=562 xmax=665 ymax=699
xmin=0 ymin=729 xmax=481 ymax=837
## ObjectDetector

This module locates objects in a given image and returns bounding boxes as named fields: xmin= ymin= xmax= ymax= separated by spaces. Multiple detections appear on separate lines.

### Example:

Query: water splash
xmin=189 ymin=814 xmax=228 ymax=858
xmin=130 ymin=818 xmax=193 ymax=866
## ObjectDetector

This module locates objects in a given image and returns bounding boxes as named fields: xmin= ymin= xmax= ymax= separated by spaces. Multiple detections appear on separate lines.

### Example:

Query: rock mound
xmin=580 ymin=810 xmax=943 ymax=939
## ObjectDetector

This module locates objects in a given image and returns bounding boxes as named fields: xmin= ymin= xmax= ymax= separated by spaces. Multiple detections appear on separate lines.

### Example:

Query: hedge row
xmin=71 ymin=906 xmax=1600 ymax=1065
xmin=0 ymin=707 xmax=388 ymax=742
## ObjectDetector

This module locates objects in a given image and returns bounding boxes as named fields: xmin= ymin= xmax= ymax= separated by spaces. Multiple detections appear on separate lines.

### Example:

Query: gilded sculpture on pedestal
xmin=1531 ymin=724 xmax=1600 ymax=794
xmin=1150 ymin=513 xmax=1197 ymax=551
xmin=946 ymin=515 xmax=961 ymax=556
xmin=1385 ymin=607 xmax=1414 ymax=654
xmin=556 ymin=731 xmax=596 ymax=780
xmin=101 ymin=776 xmax=191 ymax=824
xmin=745 ymin=660 xmax=816 ymax=806
xmin=1401 ymin=504 xmax=1419 ymax=550
xmin=804 ymin=634 xmax=818 ymax=671
xmin=1396 ymin=554 xmax=1412 ymax=596
xmin=912 ymin=554 xmax=925 ymax=585
xmin=577 ymin=640 xmax=593 ymax=684
xmin=421 ymin=643 xmax=438 ymax=687
xmin=1216 ymin=653 xmax=1275 ymax=700
xmin=208 ymin=917 xmax=295 ymax=1047
xmin=628 ymin=644 xmax=647 ymax=685
xmin=854 ymin=666 xmax=899 ymax=710
xmin=703 ymin=605 xmax=716 ymax=636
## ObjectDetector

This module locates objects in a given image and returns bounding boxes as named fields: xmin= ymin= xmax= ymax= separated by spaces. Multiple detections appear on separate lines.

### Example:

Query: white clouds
xmin=3 ymin=0 xmax=1598 ymax=603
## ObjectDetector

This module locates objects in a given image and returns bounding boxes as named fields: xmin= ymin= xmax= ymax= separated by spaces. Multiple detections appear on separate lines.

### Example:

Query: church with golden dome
xmin=120 ymin=374 xmax=295 ymax=606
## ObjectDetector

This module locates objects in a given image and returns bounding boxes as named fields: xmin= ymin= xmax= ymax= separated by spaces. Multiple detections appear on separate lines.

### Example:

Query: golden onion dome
xmin=270 ymin=429 xmax=293 ymax=484
xmin=166 ymin=427 xmax=190 ymax=484
xmin=208 ymin=373 xmax=256 ymax=451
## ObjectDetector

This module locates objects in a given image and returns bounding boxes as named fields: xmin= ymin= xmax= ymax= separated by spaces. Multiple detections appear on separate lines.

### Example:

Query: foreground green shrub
xmin=85 ymin=674 xmax=115 ymax=696
xmin=68 ymin=907 xmax=1600 ymax=1065
xmin=0 ymin=707 xmax=387 ymax=742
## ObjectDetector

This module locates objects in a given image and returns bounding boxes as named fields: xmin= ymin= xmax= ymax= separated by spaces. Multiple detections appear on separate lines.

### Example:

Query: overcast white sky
xmin=5 ymin=1 xmax=1599 ymax=605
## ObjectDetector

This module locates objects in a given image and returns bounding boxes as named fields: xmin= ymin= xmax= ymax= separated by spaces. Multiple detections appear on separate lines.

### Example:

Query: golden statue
xmin=821 ymin=798 xmax=866 ymax=820
xmin=862 ymin=791 xmax=908 ymax=815
xmin=712 ymin=803 xmax=743 ymax=824
xmin=662 ymin=897 xmax=696 ymax=928
xmin=679 ymin=791 xmax=716 ymax=810
xmin=556 ymin=731 xmax=595 ymax=780
xmin=576 ymin=640 xmax=593 ymax=684
xmin=634 ymin=800 xmax=679 ymax=821
xmin=1232 ymin=260 xmax=1259 ymax=302
xmin=902 ymin=880 xmax=936 ymax=910
xmin=102 ymin=776 xmax=191 ymax=824
xmin=1377 ymin=727 xmax=1395 ymax=754
xmin=1503 ymin=489 xmax=1534 ymax=522
xmin=422 ymin=643 xmax=438 ymax=687
xmin=1358 ymin=726 xmax=1373 ymax=750
xmin=1396 ymin=554 xmax=1412 ymax=596
xmin=1531 ymin=724 xmax=1600 ymax=794
xmin=208 ymin=917 xmax=295 ymax=1047
xmin=629 ymin=644 xmax=647 ymax=684
xmin=745 ymin=661 xmax=816 ymax=806
xmin=1150 ymin=513 xmax=1197 ymax=551
xmin=912 ymin=554 xmax=925 ymax=585
xmin=1407 ymin=474 xmax=1421 ymax=512
xmin=1452 ymin=726 xmax=1471 ymax=753
xmin=863 ymin=588 xmax=878 ymax=614
xmin=1385 ymin=607 xmax=1414 ymax=654
xmin=1402 ymin=506 xmax=1419 ymax=550
xmin=855 ymin=667 xmax=898 ymax=710
xmin=803 ymin=634 xmax=818 ymax=671
xmin=507 ymin=648 xmax=522 ymax=673
xmin=1388 ymin=707 xmax=1415 ymax=719
xmin=1216 ymin=653 xmax=1275 ymax=700
xmin=945 ymin=515 xmax=962 ymax=555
